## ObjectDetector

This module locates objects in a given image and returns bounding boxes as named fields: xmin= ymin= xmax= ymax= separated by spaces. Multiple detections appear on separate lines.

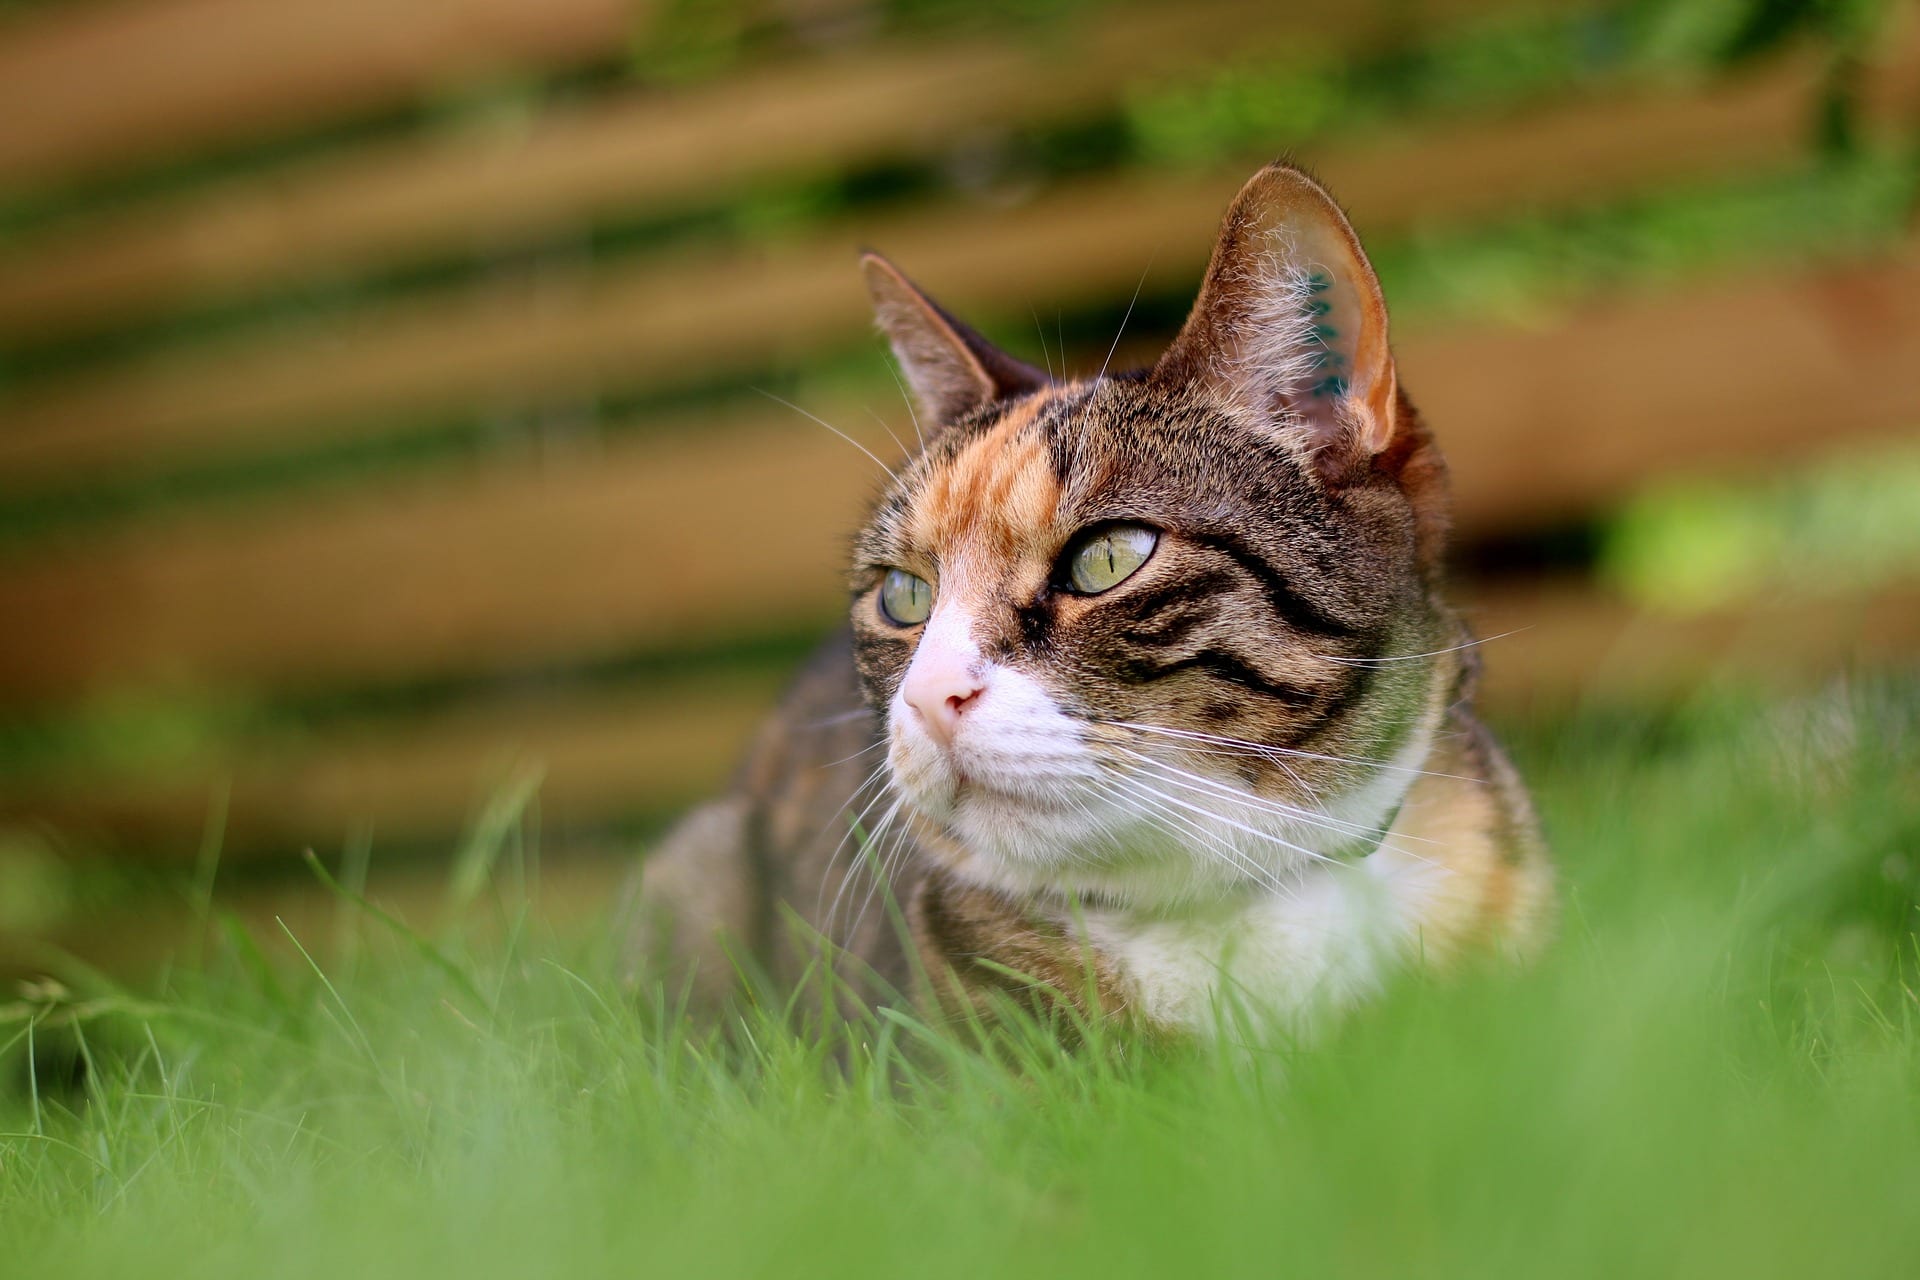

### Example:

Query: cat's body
xmin=627 ymin=163 xmax=1551 ymax=1037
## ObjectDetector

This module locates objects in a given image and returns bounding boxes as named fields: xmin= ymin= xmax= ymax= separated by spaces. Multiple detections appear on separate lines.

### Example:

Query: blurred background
xmin=0 ymin=0 xmax=1914 ymax=976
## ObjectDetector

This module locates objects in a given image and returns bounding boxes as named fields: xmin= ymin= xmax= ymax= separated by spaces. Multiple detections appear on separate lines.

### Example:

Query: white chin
xmin=888 ymin=749 xmax=1104 ymax=873
xmin=946 ymin=786 xmax=1097 ymax=865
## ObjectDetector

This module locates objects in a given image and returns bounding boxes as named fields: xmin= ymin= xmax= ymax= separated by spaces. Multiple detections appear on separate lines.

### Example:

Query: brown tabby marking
xmin=910 ymin=867 xmax=1135 ymax=1033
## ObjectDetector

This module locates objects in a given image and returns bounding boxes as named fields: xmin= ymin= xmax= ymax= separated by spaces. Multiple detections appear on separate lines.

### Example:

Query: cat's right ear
xmin=861 ymin=252 xmax=1049 ymax=428
xmin=1154 ymin=163 xmax=1401 ymax=485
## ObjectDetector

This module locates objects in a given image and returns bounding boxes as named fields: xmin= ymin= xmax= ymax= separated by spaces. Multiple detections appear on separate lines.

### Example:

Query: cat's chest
xmin=1081 ymin=846 xmax=1447 ymax=1035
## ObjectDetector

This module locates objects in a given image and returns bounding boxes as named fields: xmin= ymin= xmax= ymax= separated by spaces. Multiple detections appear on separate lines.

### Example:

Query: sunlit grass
xmin=3 ymin=679 xmax=1918 ymax=1278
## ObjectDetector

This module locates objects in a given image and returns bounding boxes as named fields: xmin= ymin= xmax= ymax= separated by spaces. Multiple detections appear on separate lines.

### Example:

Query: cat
xmin=624 ymin=161 xmax=1553 ymax=1039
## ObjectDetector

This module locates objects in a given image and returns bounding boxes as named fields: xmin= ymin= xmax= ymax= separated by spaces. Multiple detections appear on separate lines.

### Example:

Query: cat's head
xmin=849 ymin=163 xmax=1460 ymax=906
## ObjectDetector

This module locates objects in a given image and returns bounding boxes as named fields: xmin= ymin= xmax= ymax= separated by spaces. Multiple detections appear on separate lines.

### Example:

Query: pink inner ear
xmin=1261 ymin=219 xmax=1395 ymax=457
xmin=1156 ymin=163 xmax=1399 ymax=467
xmin=861 ymin=252 xmax=1050 ymax=429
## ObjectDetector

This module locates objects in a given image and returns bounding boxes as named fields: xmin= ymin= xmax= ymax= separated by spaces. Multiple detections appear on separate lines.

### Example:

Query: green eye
xmin=1065 ymin=523 xmax=1159 ymax=595
xmin=878 ymin=569 xmax=933 ymax=626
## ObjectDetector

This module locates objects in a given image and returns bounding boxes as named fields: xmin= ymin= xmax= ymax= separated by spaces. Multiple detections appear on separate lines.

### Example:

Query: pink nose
xmin=901 ymin=650 xmax=986 ymax=749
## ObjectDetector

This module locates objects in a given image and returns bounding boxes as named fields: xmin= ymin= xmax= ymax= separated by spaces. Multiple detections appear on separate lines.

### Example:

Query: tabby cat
xmin=626 ymin=162 xmax=1552 ymax=1038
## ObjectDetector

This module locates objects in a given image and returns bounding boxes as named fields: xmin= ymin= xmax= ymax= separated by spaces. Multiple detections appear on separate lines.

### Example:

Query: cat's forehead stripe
xmin=910 ymin=389 xmax=1064 ymax=561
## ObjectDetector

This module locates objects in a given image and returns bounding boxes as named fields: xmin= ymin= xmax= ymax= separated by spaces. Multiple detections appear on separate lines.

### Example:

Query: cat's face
xmin=848 ymin=164 xmax=1457 ymax=906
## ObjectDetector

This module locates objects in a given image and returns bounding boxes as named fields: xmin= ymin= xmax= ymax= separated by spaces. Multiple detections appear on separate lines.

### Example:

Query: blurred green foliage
xmin=1603 ymin=444 xmax=1920 ymax=611
xmin=1371 ymin=145 xmax=1919 ymax=324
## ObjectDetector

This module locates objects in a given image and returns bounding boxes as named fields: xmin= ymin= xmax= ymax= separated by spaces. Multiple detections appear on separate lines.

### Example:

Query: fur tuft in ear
xmin=861 ymin=252 xmax=1049 ymax=428
xmin=1154 ymin=163 xmax=1399 ymax=482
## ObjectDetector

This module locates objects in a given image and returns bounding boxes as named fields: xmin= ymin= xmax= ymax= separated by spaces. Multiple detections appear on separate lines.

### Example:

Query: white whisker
xmin=816 ymin=738 xmax=888 ymax=770
xmin=803 ymin=707 xmax=879 ymax=730
xmin=1117 ymin=746 xmax=1431 ymax=850
xmin=1122 ymin=781 xmax=1287 ymax=895
xmin=756 ymin=388 xmax=898 ymax=480
xmin=1317 ymin=628 xmax=1529 ymax=665
xmin=1107 ymin=720 xmax=1482 ymax=784
xmin=1031 ymin=306 xmax=1054 ymax=381
xmin=883 ymin=362 xmax=927 ymax=453
xmin=1124 ymin=753 xmax=1439 ymax=869
xmin=864 ymin=406 xmax=911 ymax=461
xmin=1097 ymin=259 xmax=1154 ymax=385
xmin=1131 ymin=778 xmax=1338 ymax=870
xmin=811 ymin=761 xmax=896 ymax=922
xmin=831 ymin=793 xmax=907 ymax=941
xmin=848 ymin=799 xmax=916 ymax=943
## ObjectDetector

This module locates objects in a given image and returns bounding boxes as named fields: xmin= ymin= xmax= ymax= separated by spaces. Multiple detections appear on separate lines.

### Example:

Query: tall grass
xmin=3 ymin=679 xmax=1917 ymax=1278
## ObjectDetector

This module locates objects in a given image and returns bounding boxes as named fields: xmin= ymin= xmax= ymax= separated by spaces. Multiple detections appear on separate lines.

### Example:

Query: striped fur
xmin=625 ymin=162 xmax=1552 ymax=1038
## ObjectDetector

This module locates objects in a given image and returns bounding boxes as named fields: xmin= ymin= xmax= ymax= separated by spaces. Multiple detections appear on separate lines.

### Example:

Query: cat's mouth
xmin=900 ymin=750 xmax=1085 ymax=819
xmin=947 ymin=764 xmax=1038 ymax=806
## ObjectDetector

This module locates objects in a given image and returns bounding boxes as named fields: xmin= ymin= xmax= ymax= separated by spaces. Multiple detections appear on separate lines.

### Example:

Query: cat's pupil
xmin=879 ymin=568 xmax=933 ymax=626
xmin=1065 ymin=523 xmax=1158 ymax=595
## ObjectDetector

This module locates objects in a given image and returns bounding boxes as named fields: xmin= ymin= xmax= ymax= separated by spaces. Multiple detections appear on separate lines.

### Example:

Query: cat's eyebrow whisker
xmin=882 ymin=361 xmax=927 ymax=453
xmin=864 ymin=406 xmax=911 ymax=461
xmin=1031 ymin=305 xmax=1055 ymax=382
xmin=1065 ymin=258 xmax=1156 ymax=480
xmin=1096 ymin=259 xmax=1154 ymax=386
xmin=756 ymin=387 xmax=899 ymax=480
xmin=1316 ymin=628 xmax=1530 ymax=665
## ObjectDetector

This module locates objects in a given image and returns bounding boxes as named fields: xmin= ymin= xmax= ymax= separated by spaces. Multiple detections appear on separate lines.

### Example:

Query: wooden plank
xmin=0 ymin=0 xmax=647 ymax=190
xmin=1 ymin=248 xmax=1917 ymax=706
xmin=1466 ymin=576 xmax=1920 ymax=712
xmin=0 ymin=851 xmax=636 ymax=980
xmin=9 ymin=37 xmax=1920 ymax=491
xmin=0 ymin=669 xmax=788 ymax=855
xmin=3 ymin=575 xmax=1916 ymax=864
xmin=1411 ymin=253 xmax=1920 ymax=534
xmin=0 ymin=0 xmax=1547 ymax=342
xmin=0 ymin=404 xmax=894 ymax=700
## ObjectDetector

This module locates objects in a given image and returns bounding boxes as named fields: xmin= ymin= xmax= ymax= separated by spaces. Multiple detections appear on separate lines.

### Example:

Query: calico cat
xmin=626 ymin=162 xmax=1552 ymax=1038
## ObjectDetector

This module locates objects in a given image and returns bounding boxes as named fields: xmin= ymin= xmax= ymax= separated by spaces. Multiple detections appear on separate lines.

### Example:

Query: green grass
xmin=4 ymin=679 xmax=1919 ymax=1278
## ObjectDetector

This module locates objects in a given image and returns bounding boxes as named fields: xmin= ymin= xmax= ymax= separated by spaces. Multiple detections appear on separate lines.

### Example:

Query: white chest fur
xmin=1084 ymin=842 xmax=1450 ymax=1036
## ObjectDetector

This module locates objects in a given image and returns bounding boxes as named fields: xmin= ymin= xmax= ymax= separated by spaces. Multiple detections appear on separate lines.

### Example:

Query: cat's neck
xmin=1077 ymin=713 xmax=1544 ymax=1036
xmin=906 ymin=701 xmax=1550 ymax=1038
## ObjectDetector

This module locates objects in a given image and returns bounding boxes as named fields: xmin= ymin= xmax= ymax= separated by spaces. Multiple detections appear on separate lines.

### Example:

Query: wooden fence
xmin=1 ymin=0 xmax=1917 ymax=966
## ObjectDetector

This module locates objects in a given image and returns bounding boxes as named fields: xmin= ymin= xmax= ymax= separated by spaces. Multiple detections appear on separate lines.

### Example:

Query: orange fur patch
xmin=909 ymin=390 xmax=1066 ymax=588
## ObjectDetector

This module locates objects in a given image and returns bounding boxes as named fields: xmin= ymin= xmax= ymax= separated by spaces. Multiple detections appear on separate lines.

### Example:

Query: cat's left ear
xmin=1154 ymin=163 xmax=1399 ymax=482
xmin=862 ymin=252 xmax=1050 ymax=428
